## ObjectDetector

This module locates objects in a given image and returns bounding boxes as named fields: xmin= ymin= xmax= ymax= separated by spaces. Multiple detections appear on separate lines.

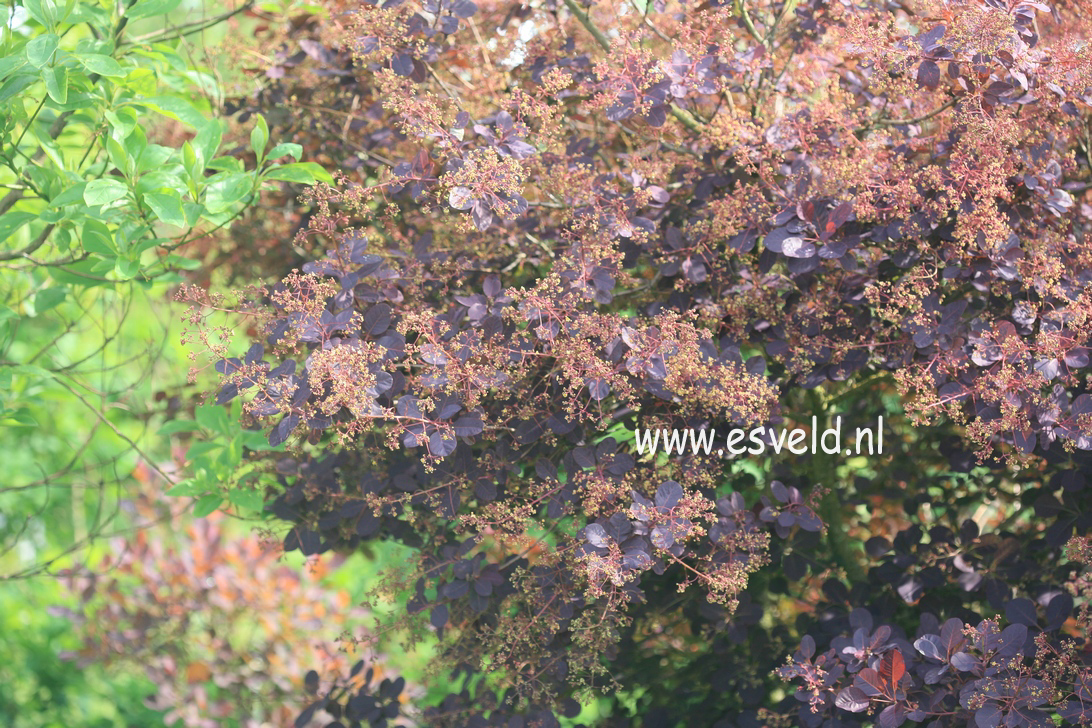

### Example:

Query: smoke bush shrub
xmin=182 ymin=0 xmax=1092 ymax=724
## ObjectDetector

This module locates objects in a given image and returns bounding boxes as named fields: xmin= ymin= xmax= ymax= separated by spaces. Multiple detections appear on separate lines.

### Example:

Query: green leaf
xmin=105 ymin=108 xmax=139 ymax=140
xmin=0 ymin=71 xmax=39 ymax=103
xmin=2 ymin=408 xmax=39 ymax=427
xmin=182 ymin=140 xmax=200 ymax=173
xmin=250 ymin=113 xmax=269 ymax=159
xmin=39 ymin=209 xmax=63 ymax=224
xmin=186 ymin=441 xmax=224 ymax=461
xmin=136 ymin=145 xmax=176 ymax=175
xmin=8 ymin=363 xmax=55 ymax=381
xmin=106 ymin=136 xmax=130 ymax=177
xmin=132 ymin=236 xmax=163 ymax=257
xmin=243 ymin=428 xmax=285 ymax=451
xmin=144 ymin=190 xmax=187 ymax=227
xmin=23 ymin=0 xmax=55 ymax=29
xmin=83 ymin=178 xmax=128 ymax=206
xmin=165 ymin=253 xmax=202 ymax=270
xmin=67 ymin=1 xmax=109 ymax=24
xmin=0 ymin=54 xmax=26 ymax=81
xmin=48 ymin=258 xmax=113 ymax=287
xmin=267 ymin=142 xmax=302 ymax=161
xmin=0 ymin=211 xmax=37 ymax=241
xmin=78 ymin=53 xmax=125 ymax=78
xmin=193 ymin=120 xmax=223 ymax=165
xmin=262 ymin=162 xmax=330 ymax=185
xmin=203 ymin=172 xmax=252 ymax=213
xmin=80 ymin=220 xmax=116 ymax=255
xmin=139 ymin=96 xmax=207 ymax=128
xmin=158 ymin=418 xmax=201 ymax=435
xmin=31 ymin=287 xmax=66 ymax=314
xmin=58 ymin=0 xmax=77 ymax=24
xmin=192 ymin=494 xmax=223 ymax=518
xmin=227 ymin=487 xmax=265 ymax=512
xmin=54 ymin=226 xmax=71 ymax=251
xmin=126 ymin=0 xmax=182 ymax=19
xmin=206 ymin=156 xmax=243 ymax=173
xmin=120 ymin=67 xmax=156 ymax=95
xmin=114 ymin=226 xmax=132 ymax=255
xmin=42 ymin=65 xmax=67 ymax=104
xmin=195 ymin=403 xmax=230 ymax=435
xmin=165 ymin=479 xmax=202 ymax=497
xmin=122 ymin=126 xmax=148 ymax=170
xmin=183 ymin=201 xmax=203 ymax=227
xmin=114 ymin=256 xmax=140 ymax=279
xmin=26 ymin=34 xmax=60 ymax=68
xmin=48 ymin=182 xmax=87 ymax=208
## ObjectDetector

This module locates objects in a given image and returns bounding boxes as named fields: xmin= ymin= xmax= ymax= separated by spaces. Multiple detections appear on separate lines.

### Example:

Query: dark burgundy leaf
xmin=836 ymin=686 xmax=871 ymax=712
xmin=391 ymin=53 xmax=414 ymax=76
xmin=587 ymin=378 xmax=610 ymax=400
xmin=917 ymin=60 xmax=940 ymax=90
xmin=364 ymin=303 xmax=391 ymax=335
xmin=430 ymin=604 xmax=449 ymax=628
xmin=270 ymin=412 xmax=299 ymax=446
xmin=1004 ymin=598 xmax=1037 ymax=627
xmin=950 ymin=652 xmax=977 ymax=671
xmin=655 ymin=481 xmax=684 ymax=509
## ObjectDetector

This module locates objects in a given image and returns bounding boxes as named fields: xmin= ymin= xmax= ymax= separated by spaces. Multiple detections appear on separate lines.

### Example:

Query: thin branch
xmin=124 ymin=1 xmax=254 ymax=47
xmin=857 ymin=97 xmax=958 ymax=135
xmin=873 ymin=97 xmax=957 ymax=127
xmin=628 ymin=0 xmax=671 ymax=42
xmin=562 ymin=0 xmax=611 ymax=51
xmin=562 ymin=0 xmax=706 ymax=132
xmin=0 ymin=222 xmax=54 ymax=262
xmin=735 ymin=0 xmax=766 ymax=47
xmin=53 ymin=374 xmax=177 ymax=486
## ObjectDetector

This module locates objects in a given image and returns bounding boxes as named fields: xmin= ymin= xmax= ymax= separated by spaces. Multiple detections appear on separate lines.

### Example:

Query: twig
xmin=53 ymin=374 xmax=177 ymax=486
xmin=562 ymin=0 xmax=706 ymax=132
xmin=735 ymin=0 xmax=766 ymax=47
xmin=628 ymin=0 xmax=671 ymax=42
xmin=125 ymin=1 xmax=254 ymax=46
xmin=872 ymin=97 xmax=957 ymax=127
xmin=857 ymin=97 xmax=958 ymax=135
xmin=0 ymin=223 xmax=53 ymax=262
xmin=562 ymin=0 xmax=612 ymax=52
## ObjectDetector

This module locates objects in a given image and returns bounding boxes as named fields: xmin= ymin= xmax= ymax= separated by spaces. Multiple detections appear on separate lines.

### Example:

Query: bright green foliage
xmin=160 ymin=398 xmax=286 ymax=518
xmin=0 ymin=0 xmax=328 ymax=720
xmin=0 ymin=0 xmax=321 ymax=577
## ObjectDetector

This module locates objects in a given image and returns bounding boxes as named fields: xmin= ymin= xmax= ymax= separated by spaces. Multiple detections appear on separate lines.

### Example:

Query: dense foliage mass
xmin=176 ymin=0 xmax=1092 ymax=724
xmin=0 ymin=0 xmax=322 ymax=578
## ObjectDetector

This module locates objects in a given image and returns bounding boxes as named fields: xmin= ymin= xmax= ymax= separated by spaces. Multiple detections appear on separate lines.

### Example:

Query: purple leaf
xmin=448 ymin=186 xmax=473 ymax=210
xmin=584 ymin=523 xmax=610 ymax=548
xmin=835 ymin=686 xmax=871 ymax=712
xmin=782 ymin=237 xmax=816 ymax=258
xmin=650 ymin=524 xmax=675 ymax=549
xmin=391 ymin=53 xmax=414 ymax=77
xmin=587 ymin=378 xmax=610 ymax=400
xmin=450 ymin=0 xmax=476 ymax=17
xmin=655 ymin=481 xmax=683 ymax=509
xmin=975 ymin=704 xmax=1001 ymax=728
xmin=917 ymin=60 xmax=940 ymax=90
xmin=950 ymin=652 xmax=977 ymax=671
xmin=1004 ymin=598 xmax=1037 ymax=627
xmin=470 ymin=200 xmax=493 ymax=230
xmin=364 ymin=303 xmax=391 ymax=335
